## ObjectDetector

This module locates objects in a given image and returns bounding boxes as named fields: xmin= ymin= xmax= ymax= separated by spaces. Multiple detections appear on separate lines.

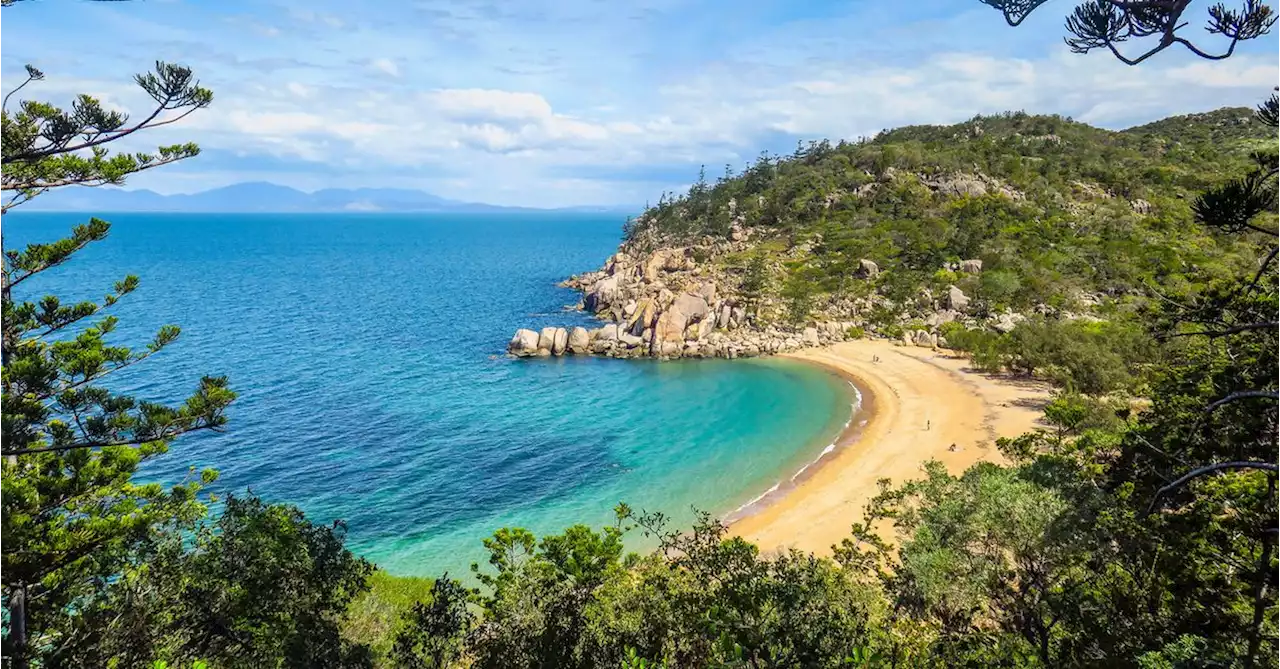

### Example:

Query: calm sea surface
xmin=4 ymin=212 xmax=854 ymax=576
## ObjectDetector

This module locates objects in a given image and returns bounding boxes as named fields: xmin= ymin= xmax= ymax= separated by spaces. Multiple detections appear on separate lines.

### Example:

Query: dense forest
xmin=626 ymin=106 xmax=1271 ymax=325
xmin=2 ymin=0 xmax=1277 ymax=667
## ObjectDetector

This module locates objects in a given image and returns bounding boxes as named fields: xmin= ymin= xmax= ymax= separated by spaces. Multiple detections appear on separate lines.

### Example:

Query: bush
xmin=1002 ymin=318 xmax=1154 ymax=394
xmin=880 ymin=324 xmax=905 ymax=340
xmin=846 ymin=326 xmax=866 ymax=340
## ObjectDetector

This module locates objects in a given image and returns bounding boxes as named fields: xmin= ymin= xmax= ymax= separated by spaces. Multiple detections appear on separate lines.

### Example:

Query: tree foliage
xmin=0 ymin=54 xmax=230 ymax=669
xmin=3 ymin=1 xmax=1276 ymax=668
xmin=48 ymin=495 xmax=375 ymax=669
xmin=978 ymin=0 xmax=1276 ymax=65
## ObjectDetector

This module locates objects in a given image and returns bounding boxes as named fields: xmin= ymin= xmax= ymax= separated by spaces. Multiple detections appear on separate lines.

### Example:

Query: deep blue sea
xmin=4 ymin=212 xmax=855 ymax=577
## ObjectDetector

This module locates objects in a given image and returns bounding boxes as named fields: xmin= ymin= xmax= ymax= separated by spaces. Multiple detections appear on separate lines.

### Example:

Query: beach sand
xmin=730 ymin=339 xmax=1054 ymax=555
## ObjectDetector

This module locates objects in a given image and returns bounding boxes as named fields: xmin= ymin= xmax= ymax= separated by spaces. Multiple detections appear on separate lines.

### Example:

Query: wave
xmin=728 ymin=381 xmax=864 ymax=521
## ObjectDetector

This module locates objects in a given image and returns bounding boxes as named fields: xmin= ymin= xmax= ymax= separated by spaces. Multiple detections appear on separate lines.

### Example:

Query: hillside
xmin=509 ymin=106 xmax=1274 ymax=369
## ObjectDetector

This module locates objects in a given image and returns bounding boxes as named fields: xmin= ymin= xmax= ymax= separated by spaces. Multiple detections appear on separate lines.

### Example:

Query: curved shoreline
xmin=722 ymin=369 xmax=876 ymax=525
xmin=728 ymin=340 xmax=1054 ymax=555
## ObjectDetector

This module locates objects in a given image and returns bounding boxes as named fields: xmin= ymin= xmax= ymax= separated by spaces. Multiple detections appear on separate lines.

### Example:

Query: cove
xmin=4 ymin=212 xmax=856 ymax=576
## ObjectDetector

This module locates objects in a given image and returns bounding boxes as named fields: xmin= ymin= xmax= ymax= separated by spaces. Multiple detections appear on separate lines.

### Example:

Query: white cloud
xmin=288 ymin=8 xmax=345 ymax=29
xmin=14 ymin=36 xmax=1276 ymax=207
xmin=432 ymin=89 xmax=553 ymax=122
xmin=1167 ymin=60 xmax=1280 ymax=88
xmin=285 ymin=82 xmax=314 ymax=98
xmin=371 ymin=58 xmax=400 ymax=77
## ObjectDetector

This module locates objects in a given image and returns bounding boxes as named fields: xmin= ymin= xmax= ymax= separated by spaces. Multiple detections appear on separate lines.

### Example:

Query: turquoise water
xmin=4 ymin=212 xmax=855 ymax=576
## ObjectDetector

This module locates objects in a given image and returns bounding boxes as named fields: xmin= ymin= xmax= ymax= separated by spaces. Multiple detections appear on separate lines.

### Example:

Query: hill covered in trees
xmin=623 ymin=106 xmax=1272 ymax=318
xmin=529 ymin=106 xmax=1275 ymax=400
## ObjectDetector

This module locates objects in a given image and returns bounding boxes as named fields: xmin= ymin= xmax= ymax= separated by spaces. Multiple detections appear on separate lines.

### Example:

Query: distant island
xmin=10 ymin=180 xmax=640 ymax=214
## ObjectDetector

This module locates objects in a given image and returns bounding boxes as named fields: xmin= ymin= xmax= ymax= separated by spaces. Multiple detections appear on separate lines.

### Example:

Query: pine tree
xmin=0 ymin=42 xmax=234 ymax=667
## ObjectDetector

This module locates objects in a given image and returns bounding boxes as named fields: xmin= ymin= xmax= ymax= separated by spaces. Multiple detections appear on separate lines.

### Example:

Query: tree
xmin=845 ymin=461 xmax=1087 ymax=666
xmin=781 ymin=264 xmax=817 ymax=326
xmin=391 ymin=577 xmax=475 ymax=669
xmin=53 ymin=495 xmax=375 ymax=669
xmin=979 ymin=0 xmax=1277 ymax=65
xmin=976 ymin=5 xmax=1278 ymax=664
xmin=0 ymin=34 xmax=231 ymax=668
xmin=738 ymin=252 xmax=771 ymax=315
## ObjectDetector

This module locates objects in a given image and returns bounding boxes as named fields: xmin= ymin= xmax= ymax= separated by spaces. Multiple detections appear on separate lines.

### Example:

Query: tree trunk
xmin=8 ymin=582 xmax=28 ymax=669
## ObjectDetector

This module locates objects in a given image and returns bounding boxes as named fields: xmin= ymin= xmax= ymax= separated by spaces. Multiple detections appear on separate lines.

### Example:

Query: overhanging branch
xmin=1205 ymin=390 xmax=1279 ymax=413
xmin=1147 ymin=461 xmax=1280 ymax=514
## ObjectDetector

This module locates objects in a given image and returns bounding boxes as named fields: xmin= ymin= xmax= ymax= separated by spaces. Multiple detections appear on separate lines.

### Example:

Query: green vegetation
xmin=942 ymin=316 xmax=1157 ymax=394
xmin=3 ymin=0 xmax=1277 ymax=667
xmin=1 ymin=47 xmax=376 ymax=669
xmin=630 ymin=109 xmax=1269 ymax=315
xmin=346 ymin=571 xmax=439 ymax=660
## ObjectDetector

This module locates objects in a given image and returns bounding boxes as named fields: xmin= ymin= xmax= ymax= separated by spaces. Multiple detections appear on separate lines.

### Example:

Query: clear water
xmin=3 ymin=212 xmax=854 ymax=576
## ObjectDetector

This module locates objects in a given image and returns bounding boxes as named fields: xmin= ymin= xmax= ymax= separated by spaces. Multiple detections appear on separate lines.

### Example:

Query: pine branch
xmin=0 ymin=423 xmax=225 ymax=456
xmin=1147 ymin=461 xmax=1280 ymax=514
xmin=1165 ymin=321 xmax=1278 ymax=339
xmin=1205 ymin=390 xmax=1280 ymax=413
xmin=34 ymin=348 xmax=167 ymax=401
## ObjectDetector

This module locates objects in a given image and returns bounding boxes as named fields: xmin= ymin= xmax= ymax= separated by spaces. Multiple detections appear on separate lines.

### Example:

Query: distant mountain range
xmin=11 ymin=182 xmax=638 ymax=214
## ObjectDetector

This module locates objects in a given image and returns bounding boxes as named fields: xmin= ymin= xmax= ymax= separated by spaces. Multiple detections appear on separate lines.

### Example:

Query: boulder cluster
xmin=507 ymin=326 xmax=591 ymax=357
xmin=504 ymin=201 xmax=1079 ymax=362
xmin=508 ymin=247 xmax=868 ymax=360
xmin=509 ymin=319 xmax=862 ymax=360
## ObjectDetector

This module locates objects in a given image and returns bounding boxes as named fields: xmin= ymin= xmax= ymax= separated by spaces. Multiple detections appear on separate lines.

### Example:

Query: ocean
xmin=3 ymin=212 xmax=856 ymax=577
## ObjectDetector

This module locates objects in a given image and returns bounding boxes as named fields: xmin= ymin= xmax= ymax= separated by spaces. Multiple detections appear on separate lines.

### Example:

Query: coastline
xmin=728 ymin=339 xmax=1053 ymax=555
xmin=721 ymin=366 xmax=876 ymax=525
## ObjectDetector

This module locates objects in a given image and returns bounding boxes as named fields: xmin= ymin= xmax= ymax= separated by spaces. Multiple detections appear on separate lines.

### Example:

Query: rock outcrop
xmin=508 ymin=329 xmax=540 ymax=357
xmin=511 ymin=219 xmax=1037 ymax=360
xmin=568 ymin=327 xmax=590 ymax=354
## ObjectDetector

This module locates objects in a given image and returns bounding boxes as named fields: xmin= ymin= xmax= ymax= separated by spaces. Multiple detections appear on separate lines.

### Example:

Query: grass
xmin=344 ymin=569 xmax=436 ymax=663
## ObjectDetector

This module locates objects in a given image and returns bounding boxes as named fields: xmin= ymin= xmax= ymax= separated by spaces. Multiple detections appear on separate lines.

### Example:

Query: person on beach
xmin=926 ymin=419 xmax=931 ymax=431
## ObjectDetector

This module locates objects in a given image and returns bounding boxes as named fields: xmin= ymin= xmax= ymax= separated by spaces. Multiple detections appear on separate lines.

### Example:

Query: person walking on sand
xmin=926 ymin=419 xmax=931 ymax=431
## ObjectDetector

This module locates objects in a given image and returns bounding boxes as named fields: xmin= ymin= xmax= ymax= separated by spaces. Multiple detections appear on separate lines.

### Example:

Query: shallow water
xmin=5 ymin=212 xmax=854 ymax=576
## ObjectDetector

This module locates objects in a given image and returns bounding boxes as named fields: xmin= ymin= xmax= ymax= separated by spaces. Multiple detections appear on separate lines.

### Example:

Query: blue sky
xmin=2 ymin=0 xmax=1277 ymax=207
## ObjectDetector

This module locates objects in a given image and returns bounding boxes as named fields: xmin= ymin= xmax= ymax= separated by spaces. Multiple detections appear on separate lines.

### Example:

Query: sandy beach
xmin=730 ymin=339 xmax=1054 ymax=555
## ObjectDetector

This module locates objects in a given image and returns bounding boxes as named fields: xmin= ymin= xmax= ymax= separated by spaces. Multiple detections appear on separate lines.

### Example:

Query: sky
xmin=2 ymin=0 xmax=1277 ymax=208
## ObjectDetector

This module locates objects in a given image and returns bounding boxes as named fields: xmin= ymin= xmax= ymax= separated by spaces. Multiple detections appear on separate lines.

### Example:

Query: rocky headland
xmin=506 ymin=208 xmax=1032 ymax=361
xmin=506 ymin=107 xmax=1269 ymax=362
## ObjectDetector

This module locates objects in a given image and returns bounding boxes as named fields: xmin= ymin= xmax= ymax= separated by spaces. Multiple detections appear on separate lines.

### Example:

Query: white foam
xmin=733 ymin=480 xmax=781 ymax=515
xmin=732 ymin=381 xmax=865 ymax=517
